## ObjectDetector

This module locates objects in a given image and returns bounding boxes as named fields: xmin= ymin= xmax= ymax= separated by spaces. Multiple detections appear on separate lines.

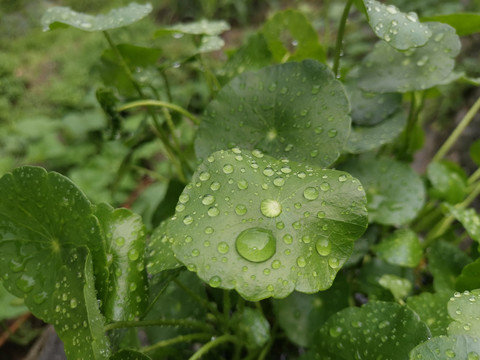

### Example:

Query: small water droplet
xmin=183 ymin=215 xmax=194 ymax=225
xmin=386 ymin=5 xmax=398 ymax=14
xmin=316 ymin=239 xmax=331 ymax=256
xmin=191 ymin=249 xmax=200 ymax=257
xmin=303 ymin=187 xmax=319 ymax=200
xmin=329 ymin=326 xmax=342 ymax=337
xmin=317 ymin=211 xmax=326 ymax=218
xmin=115 ymin=237 xmax=125 ymax=247
xmin=235 ymin=227 xmax=276 ymax=262
xmin=128 ymin=249 xmax=139 ymax=261
xmin=202 ymin=194 xmax=215 ymax=206
xmin=273 ymin=177 xmax=285 ymax=187
xmin=260 ymin=199 xmax=282 ymax=218
xmin=210 ymin=182 xmax=221 ymax=191
xmin=209 ymin=276 xmax=222 ymax=287
xmin=314 ymin=126 xmax=323 ymax=134
xmin=223 ymin=164 xmax=234 ymax=174
xmin=33 ymin=291 xmax=48 ymax=305
xmin=338 ymin=175 xmax=347 ymax=182
xmin=217 ymin=241 xmax=230 ymax=254
xmin=204 ymin=226 xmax=214 ymax=234
xmin=445 ymin=349 xmax=456 ymax=358
xmin=272 ymin=260 xmax=281 ymax=269
xmin=328 ymin=129 xmax=337 ymax=138
xmin=237 ymin=179 xmax=248 ymax=190
xmin=16 ymin=274 xmax=35 ymax=293
xmin=207 ymin=207 xmax=220 ymax=217
xmin=235 ymin=204 xmax=247 ymax=215
xmin=296 ymin=256 xmax=306 ymax=268
xmin=328 ymin=257 xmax=339 ymax=268
xmin=179 ymin=194 xmax=190 ymax=204
xmin=283 ymin=234 xmax=293 ymax=244
xmin=468 ymin=353 xmax=480 ymax=360
xmin=320 ymin=182 xmax=330 ymax=191
xmin=70 ymin=298 xmax=78 ymax=309
xmin=199 ymin=172 xmax=211 ymax=181
xmin=9 ymin=258 xmax=25 ymax=272
xmin=263 ymin=167 xmax=275 ymax=177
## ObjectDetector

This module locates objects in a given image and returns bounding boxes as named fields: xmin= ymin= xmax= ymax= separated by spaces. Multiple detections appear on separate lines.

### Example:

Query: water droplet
xmin=223 ymin=164 xmax=234 ymax=174
xmin=252 ymin=149 xmax=264 ymax=158
xmin=314 ymin=126 xmax=323 ymax=134
xmin=316 ymin=239 xmax=331 ymax=256
xmin=204 ymin=226 xmax=214 ymax=234
xmin=207 ymin=207 xmax=219 ymax=217
xmin=191 ymin=249 xmax=200 ymax=257
xmin=272 ymin=260 xmax=281 ymax=269
xmin=263 ymin=167 xmax=275 ymax=177
xmin=284 ymin=144 xmax=294 ymax=152
xmin=273 ymin=177 xmax=285 ymax=187
xmin=237 ymin=179 xmax=248 ymax=190
xmin=179 ymin=194 xmax=190 ymax=204
xmin=276 ymin=221 xmax=285 ymax=230
xmin=183 ymin=215 xmax=194 ymax=225
xmin=210 ymin=182 xmax=221 ymax=191
xmin=328 ymin=129 xmax=337 ymax=138
xmin=235 ymin=204 xmax=247 ymax=215
xmin=416 ymin=56 xmax=429 ymax=67
xmin=302 ymin=235 xmax=311 ymax=244
xmin=16 ymin=274 xmax=35 ymax=293
xmin=386 ymin=5 xmax=398 ymax=14
xmin=310 ymin=149 xmax=319 ymax=158
xmin=115 ymin=237 xmax=125 ymax=247
xmin=378 ymin=320 xmax=390 ymax=329
xmin=338 ymin=175 xmax=347 ymax=182
xmin=328 ymin=257 xmax=339 ymax=269
xmin=128 ymin=249 xmax=139 ymax=261
xmin=9 ymin=258 xmax=25 ymax=272
xmin=445 ymin=349 xmax=456 ymax=358
xmin=303 ymin=187 xmax=319 ymax=200
xmin=33 ymin=291 xmax=48 ymax=305
xmin=283 ymin=234 xmax=293 ymax=244
xmin=468 ymin=353 xmax=479 ymax=360
xmin=70 ymin=298 xmax=78 ymax=309
xmin=320 ymin=182 xmax=330 ymax=191
xmin=260 ymin=199 xmax=282 ymax=218
xmin=202 ymin=194 xmax=215 ymax=206
xmin=434 ymin=32 xmax=445 ymax=42
xmin=235 ymin=227 xmax=276 ymax=262
xmin=217 ymin=241 xmax=230 ymax=254
xmin=317 ymin=211 xmax=326 ymax=218
xmin=329 ymin=326 xmax=342 ymax=337
xmin=204 ymin=275 xmax=222 ymax=290
xmin=199 ymin=172 xmax=211 ymax=181
xmin=296 ymin=256 xmax=306 ymax=268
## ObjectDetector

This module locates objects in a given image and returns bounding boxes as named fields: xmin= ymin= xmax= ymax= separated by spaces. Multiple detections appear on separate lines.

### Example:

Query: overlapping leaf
xmin=407 ymin=291 xmax=451 ymax=336
xmin=444 ymin=204 xmax=480 ymax=243
xmin=342 ymin=156 xmax=425 ymax=225
xmin=314 ymin=301 xmax=431 ymax=360
xmin=170 ymin=149 xmax=367 ymax=300
xmin=410 ymin=335 xmax=480 ymax=360
xmin=427 ymin=161 xmax=468 ymax=204
xmin=261 ymin=10 xmax=326 ymax=62
xmin=422 ymin=13 xmax=480 ymax=36
xmin=448 ymin=289 xmax=480 ymax=337
xmin=196 ymin=60 xmax=351 ymax=168
xmin=147 ymin=219 xmax=183 ymax=275
xmin=41 ymin=3 xmax=153 ymax=32
xmin=375 ymin=229 xmax=423 ymax=267
xmin=457 ymin=258 xmax=480 ymax=291
xmin=358 ymin=22 xmax=461 ymax=92
xmin=95 ymin=203 xmax=148 ymax=322
xmin=378 ymin=274 xmax=412 ymax=299
xmin=363 ymin=0 xmax=431 ymax=50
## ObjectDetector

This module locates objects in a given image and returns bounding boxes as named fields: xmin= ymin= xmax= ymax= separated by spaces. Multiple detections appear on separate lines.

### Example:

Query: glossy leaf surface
xmin=0 ymin=166 xmax=108 ymax=318
xmin=195 ymin=60 xmax=351 ymax=168
xmin=427 ymin=161 xmax=468 ymax=204
xmin=147 ymin=219 xmax=183 ymax=275
xmin=0 ymin=283 xmax=28 ymax=320
xmin=456 ymin=258 xmax=480 ymax=291
xmin=95 ymin=203 xmax=148 ymax=322
xmin=110 ymin=349 xmax=152 ymax=360
xmin=448 ymin=289 xmax=480 ymax=337
xmin=407 ymin=291 xmax=451 ymax=336
xmin=422 ymin=13 xmax=480 ymax=36
xmin=315 ymin=301 xmax=430 ymax=360
xmin=342 ymin=156 xmax=425 ymax=225
xmin=171 ymin=149 xmax=367 ymax=300
xmin=41 ymin=3 xmax=152 ymax=32
xmin=358 ymin=22 xmax=461 ymax=92
xmin=444 ymin=204 xmax=480 ymax=243
xmin=409 ymin=335 xmax=480 ymax=360
xmin=364 ymin=0 xmax=431 ymax=50
xmin=261 ymin=10 xmax=326 ymax=62
xmin=375 ymin=229 xmax=423 ymax=267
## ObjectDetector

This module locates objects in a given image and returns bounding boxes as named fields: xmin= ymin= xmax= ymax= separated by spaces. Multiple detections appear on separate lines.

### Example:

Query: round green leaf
xmin=444 ymin=204 xmax=480 ymax=243
xmin=375 ymin=229 xmax=423 ymax=268
xmin=314 ymin=301 xmax=431 ymax=360
xmin=345 ymin=111 xmax=407 ymax=154
xmin=170 ymin=149 xmax=367 ymax=301
xmin=342 ymin=156 xmax=425 ymax=225
xmin=364 ymin=0 xmax=431 ymax=50
xmin=236 ymin=308 xmax=270 ymax=349
xmin=346 ymin=82 xmax=402 ymax=126
xmin=261 ymin=9 xmax=326 ymax=62
xmin=457 ymin=258 xmax=480 ymax=292
xmin=95 ymin=203 xmax=148 ymax=322
xmin=407 ymin=291 xmax=451 ymax=337
xmin=195 ymin=60 xmax=351 ymax=168
xmin=378 ymin=274 xmax=412 ymax=299
xmin=147 ymin=219 xmax=183 ymax=275
xmin=0 ymin=166 xmax=108 ymax=320
xmin=272 ymin=274 xmax=349 ymax=347
xmin=410 ymin=335 xmax=480 ymax=360
xmin=448 ymin=289 xmax=480 ymax=337
xmin=358 ymin=22 xmax=461 ymax=93
xmin=427 ymin=161 xmax=468 ymax=204
xmin=41 ymin=3 xmax=153 ymax=32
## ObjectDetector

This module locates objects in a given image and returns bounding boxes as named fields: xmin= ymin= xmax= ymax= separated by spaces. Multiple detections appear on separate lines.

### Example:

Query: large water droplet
xmin=296 ymin=256 xmax=306 ymax=268
xmin=210 ymin=182 xmax=221 ymax=191
xmin=303 ymin=187 xmax=319 ymax=200
xmin=237 ymin=179 xmax=248 ymax=190
xmin=128 ymin=248 xmax=139 ymax=261
xmin=207 ymin=207 xmax=219 ymax=217
xmin=260 ymin=199 xmax=282 ymax=218
xmin=33 ymin=291 xmax=48 ymax=305
xmin=263 ymin=167 xmax=275 ymax=177
xmin=183 ymin=215 xmax=194 ymax=225
xmin=235 ymin=204 xmax=247 ymax=215
xmin=316 ymin=239 xmax=331 ymax=256
xmin=209 ymin=276 xmax=222 ymax=287
xmin=320 ymin=182 xmax=330 ymax=191
xmin=202 ymin=194 xmax=215 ymax=206
xmin=273 ymin=177 xmax=285 ymax=187
xmin=179 ymin=194 xmax=190 ymax=204
xmin=70 ymin=298 xmax=78 ymax=309
xmin=199 ymin=171 xmax=211 ymax=181
xmin=235 ymin=227 xmax=276 ymax=262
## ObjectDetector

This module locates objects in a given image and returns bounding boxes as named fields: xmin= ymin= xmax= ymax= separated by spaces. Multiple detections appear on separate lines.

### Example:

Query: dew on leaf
xmin=320 ymin=182 xmax=330 ymax=191
xmin=179 ymin=194 xmax=190 ymax=204
xmin=217 ymin=242 xmax=230 ymax=254
xmin=199 ymin=171 xmax=211 ymax=181
xmin=235 ymin=227 xmax=276 ymax=262
xmin=296 ymin=256 xmax=306 ymax=268
xmin=283 ymin=234 xmax=293 ymax=244
xmin=207 ymin=207 xmax=219 ymax=217
xmin=16 ymin=274 xmax=35 ymax=293
xmin=235 ymin=204 xmax=247 ymax=215
xmin=223 ymin=164 xmax=234 ymax=174
xmin=183 ymin=215 xmax=194 ymax=225
xmin=260 ymin=199 xmax=282 ymax=218
xmin=210 ymin=181 xmax=221 ymax=191
xmin=303 ymin=187 xmax=319 ymax=200
xmin=273 ymin=177 xmax=285 ymax=187
xmin=263 ymin=167 xmax=275 ymax=177
xmin=209 ymin=276 xmax=222 ymax=287
xmin=316 ymin=239 xmax=331 ymax=256
xmin=202 ymin=194 xmax=215 ymax=206
xmin=237 ymin=179 xmax=249 ymax=190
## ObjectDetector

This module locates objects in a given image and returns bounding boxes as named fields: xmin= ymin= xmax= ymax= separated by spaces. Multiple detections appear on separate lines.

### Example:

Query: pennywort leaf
xmin=374 ymin=229 xmax=423 ymax=268
xmin=363 ymin=0 xmax=431 ymax=50
xmin=422 ymin=13 xmax=480 ymax=36
xmin=409 ymin=335 xmax=480 ymax=360
xmin=407 ymin=291 xmax=451 ymax=337
xmin=41 ymin=3 xmax=153 ymax=32
xmin=444 ymin=204 xmax=480 ymax=243
xmin=427 ymin=161 xmax=469 ymax=204
xmin=447 ymin=289 xmax=480 ymax=337
xmin=170 ymin=149 xmax=367 ymax=301
xmin=146 ymin=218 xmax=183 ymax=275
xmin=195 ymin=60 xmax=351 ymax=168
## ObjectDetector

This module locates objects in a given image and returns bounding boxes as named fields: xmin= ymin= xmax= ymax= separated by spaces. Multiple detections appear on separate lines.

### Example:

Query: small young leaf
xmin=236 ymin=308 xmax=270 ymax=349
xmin=261 ymin=9 xmax=326 ymax=63
xmin=428 ymin=240 xmax=471 ymax=292
xmin=456 ymin=257 xmax=480 ymax=292
xmin=363 ymin=0 xmax=431 ymax=50
xmin=378 ymin=274 xmax=412 ymax=300
xmin=197 ymin=35 xmax=225 ymax=53
xmin=407 ymin=291 xmax=452 ymax=337
xmin=170 ymin=149 xmax=367 ymax=301
xmin=195 ymin=60 xmax=351 ymax=168
xmin=444 ymin=204 xmax=480 ymax=243
xmin=272 ymin=274 xmax=349 ymax=347
xmin=342 ymin=156 xmax=425 ymax=225
xmin=41 ymin=3 xmax=153 ymax=32
xmin=427 ymin=161 xmax=469 ymax=204
xmin=0 ymin=166 xmax=109 ymax=317
xmin=409 ymin=335 xmax=480 ymax=360
xmin=345 ymin=111 xmax=407 ymax=154
xmin=422 ymin=13 xmax=480 ymax=36
xmin=374 ymin=229 xmax=423 ymax=268
xmin=358 ymin=22 xmax=461 ymax=93
xmin=147 ymin=219 xmax=183 ymax=275
xmin=314 ymin=301 xmax=431 ymax=360
xmin=94 ymin=203 xmax=148 ymax=322
xmin=448 ymin=289 xmax=480 ymax=337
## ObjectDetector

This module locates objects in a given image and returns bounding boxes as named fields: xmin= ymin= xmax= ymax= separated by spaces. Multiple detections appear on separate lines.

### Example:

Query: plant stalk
xmin=142 ymin=333 xmax=212 ymax=354
xmin=332 ymin=0 xmax=354 ymax=77
xmin=189 ymin=334 xmax=240 ymax=360
xmin=104 ymin=319 xmax=212 ymax=332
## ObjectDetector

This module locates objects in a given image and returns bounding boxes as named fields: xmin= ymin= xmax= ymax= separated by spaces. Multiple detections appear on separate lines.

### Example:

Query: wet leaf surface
xmin=409 ymin=335 xmax=480 ymax=360
xmin=407 ymin=291 xmax=451 ymax=337
xmin=375 ymin=229 xmax=423 ymax=268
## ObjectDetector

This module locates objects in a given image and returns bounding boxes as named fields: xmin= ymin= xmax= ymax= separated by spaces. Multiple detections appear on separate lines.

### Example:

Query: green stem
xmin=104 ymin=319 xmax=212 ymax=332
xmin=189 ymin=334 xmax=240 ymax=360
xmin=142 ymin=333 xmax=212 ymax=354
xmin=117 ymin=99 xmax=200 ymax=126
xmin=174 ymin=279 xmax=221 ymax=318
xmin=332 ymin=0 xmax=354 ymax=77
xmin=433 ymin=96 xmax=480 ymax=162
xmin=469 ymin=168 xmax=480 ymax=185
xmin=160 ymin=70 xmax=173 ymax=102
